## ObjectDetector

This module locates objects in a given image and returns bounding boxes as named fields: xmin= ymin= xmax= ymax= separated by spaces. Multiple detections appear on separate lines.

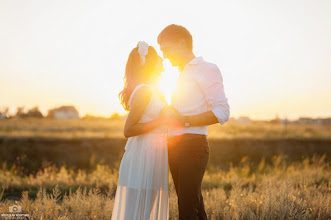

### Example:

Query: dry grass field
xmin=0 ymin=155 xmax=330 ymax=219
xmin=0 ymin=118 xmax=330 ymax=139
xmin=0 ymin=118 xmax=330 ymax=219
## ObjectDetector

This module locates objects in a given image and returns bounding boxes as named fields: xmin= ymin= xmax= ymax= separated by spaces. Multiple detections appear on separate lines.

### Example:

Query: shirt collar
xmin=187 ymin=56 xmax=203 ymax=65
xmin=181 ymin=56 xmax=203 ymax=73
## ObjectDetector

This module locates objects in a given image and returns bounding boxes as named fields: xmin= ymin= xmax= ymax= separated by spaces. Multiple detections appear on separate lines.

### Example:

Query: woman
xmin=111 ymin=41 xmax=171 ymax=220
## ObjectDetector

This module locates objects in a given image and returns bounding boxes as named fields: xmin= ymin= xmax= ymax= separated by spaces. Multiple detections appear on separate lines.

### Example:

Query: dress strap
xmin=128 ymin=84 xmax=152 ymax=108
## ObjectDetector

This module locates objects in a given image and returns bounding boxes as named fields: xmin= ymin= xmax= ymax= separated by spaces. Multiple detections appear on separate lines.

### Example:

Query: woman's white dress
xmin=111 ymin=84 xmax=169 ymax=220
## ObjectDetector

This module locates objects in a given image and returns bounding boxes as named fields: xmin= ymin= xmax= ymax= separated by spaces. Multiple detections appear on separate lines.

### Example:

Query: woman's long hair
xmin=119 ymin=44 xmax=160 ymax=111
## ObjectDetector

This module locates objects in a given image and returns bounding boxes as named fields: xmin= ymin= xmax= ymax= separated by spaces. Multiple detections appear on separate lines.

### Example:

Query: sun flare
xmin=158 ymin=59 xmax=180 ymax=104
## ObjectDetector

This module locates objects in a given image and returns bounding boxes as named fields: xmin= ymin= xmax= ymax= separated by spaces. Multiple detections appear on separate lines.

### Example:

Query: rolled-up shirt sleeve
xmin=198 ymin=64 xmax=230 ymax=125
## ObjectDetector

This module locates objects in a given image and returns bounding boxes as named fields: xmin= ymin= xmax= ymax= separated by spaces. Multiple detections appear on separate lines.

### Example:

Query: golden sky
xmin=0 ymin=0 xmax=330 ymax=120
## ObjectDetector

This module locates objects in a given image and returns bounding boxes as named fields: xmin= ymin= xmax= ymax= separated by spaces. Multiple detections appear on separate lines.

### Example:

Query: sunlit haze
xmin=1 ymin=0 xmax=330 ymax=120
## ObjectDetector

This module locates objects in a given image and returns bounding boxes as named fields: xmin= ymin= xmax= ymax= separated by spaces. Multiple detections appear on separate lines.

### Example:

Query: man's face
xmin=159 ymin=41 xmax=181 ymax=67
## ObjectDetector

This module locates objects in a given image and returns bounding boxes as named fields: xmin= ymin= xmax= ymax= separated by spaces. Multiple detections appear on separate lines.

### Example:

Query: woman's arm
xmin=123 ymin=86 xmax=165 ymax=138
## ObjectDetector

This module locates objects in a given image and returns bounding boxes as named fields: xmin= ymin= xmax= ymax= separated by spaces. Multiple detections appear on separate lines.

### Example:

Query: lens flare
xmin=158 ymin=59 xmax=180 ymax=104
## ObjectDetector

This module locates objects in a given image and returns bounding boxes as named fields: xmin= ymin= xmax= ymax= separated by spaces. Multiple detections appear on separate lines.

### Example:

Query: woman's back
xmin=128 ymin=83 xmax=167 ymax=134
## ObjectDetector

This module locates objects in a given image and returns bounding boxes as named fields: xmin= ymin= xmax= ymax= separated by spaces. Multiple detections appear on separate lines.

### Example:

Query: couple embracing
xmin=111 ymin=24 xmax=230 ymax=220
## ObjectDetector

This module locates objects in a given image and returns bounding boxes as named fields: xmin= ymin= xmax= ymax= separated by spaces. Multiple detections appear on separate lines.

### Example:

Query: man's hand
xmin=166 ymin=106 xmax=185 ymax=127
xmin=158 ymin=105 xmax=184 ymax=127
xmin=160 ymin=105 xmax=173 ymax=118
xmin=159 ymin=105 xmax=175 ymax=126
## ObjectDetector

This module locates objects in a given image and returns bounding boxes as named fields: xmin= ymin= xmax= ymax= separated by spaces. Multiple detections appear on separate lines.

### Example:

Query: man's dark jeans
xmin=167 ymin=134 xmax=210 ymax=220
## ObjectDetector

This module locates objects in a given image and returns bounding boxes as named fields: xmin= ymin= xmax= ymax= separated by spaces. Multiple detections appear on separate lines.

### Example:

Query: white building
xmin=0 ymin=113 xmax=8 ymax=119
xmin=53 ymin=106 xmax=79 ymax=119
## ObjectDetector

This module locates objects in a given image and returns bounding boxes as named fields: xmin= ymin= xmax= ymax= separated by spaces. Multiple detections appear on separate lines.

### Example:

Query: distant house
xmin=298 ymin=117 xmax=314 ymax=125
xmin=321 ymin=118 xmax=331 ymax=125
xmin=0 ymin=112 xmax=7 ymax=119
xmin=237 ymin=116 xmax=251 ymax=124
xmin=279 ymin=118 xmax=291 ymax=124
xmin=296 ymin=117 xmax=331 ymax=125
xmin=51 ymin=106 xmax=79 ymax=119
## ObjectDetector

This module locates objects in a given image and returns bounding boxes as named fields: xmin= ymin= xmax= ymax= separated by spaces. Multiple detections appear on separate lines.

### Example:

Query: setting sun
xmin=158 ymin=59 xmax=180 ymax=104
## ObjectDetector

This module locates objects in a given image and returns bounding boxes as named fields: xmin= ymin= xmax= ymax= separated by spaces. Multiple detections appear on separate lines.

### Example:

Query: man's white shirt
xmin=167 ymin=56 xmax=230 ymax=137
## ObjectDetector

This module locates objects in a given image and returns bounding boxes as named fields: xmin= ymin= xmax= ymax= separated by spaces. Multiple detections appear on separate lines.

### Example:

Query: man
xmin=158 ymin=24 xmax=230 ymax=219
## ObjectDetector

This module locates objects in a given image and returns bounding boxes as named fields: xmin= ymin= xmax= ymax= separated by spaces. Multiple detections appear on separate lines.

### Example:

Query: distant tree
xmin=82 ymin=113 xmax=94 ymax=119
xmin=26 ymin=106 xmax=43 ymax=118
xmin=0 ymin=106 xmax=10 ymax=118
xmin=47 ymin=108 xmax=55 ymax=118
xmin=15 ymin=106 xmax=25 ymax=118
xmin=269 ymin=114 xmax=280 ymax=124
xmin=3 ymin=107 xmax=9 ymax=114
xmin=109 ymin=112 xmax=121 ymax=120
xmin=82 ymin=113 xmax=107 ymax=120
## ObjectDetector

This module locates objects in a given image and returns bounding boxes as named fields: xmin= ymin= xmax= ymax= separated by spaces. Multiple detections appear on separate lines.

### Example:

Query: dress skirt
xmin=111 ymin=132 xmax=169 ymax=220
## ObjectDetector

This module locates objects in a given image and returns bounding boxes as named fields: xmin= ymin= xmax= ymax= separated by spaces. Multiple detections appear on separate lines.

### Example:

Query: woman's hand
xmin=160 ymin=105 xmax=173 ymax=119
xmin=157 ymin=105 xmax=172 ymax=126
xmin=159 ymin=105 xmax=184 ymax=127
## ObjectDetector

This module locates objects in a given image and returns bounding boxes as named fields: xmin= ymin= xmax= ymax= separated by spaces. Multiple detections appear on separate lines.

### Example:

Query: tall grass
xmin=0 ymin=155 xmax=330 ymax=219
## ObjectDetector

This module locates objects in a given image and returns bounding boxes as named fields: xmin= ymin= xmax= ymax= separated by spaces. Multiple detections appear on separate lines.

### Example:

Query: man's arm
xmin=180 ymin=110 xmax=219 ymax=126
xmin=170 ymin=64 xmax=230 ymax=127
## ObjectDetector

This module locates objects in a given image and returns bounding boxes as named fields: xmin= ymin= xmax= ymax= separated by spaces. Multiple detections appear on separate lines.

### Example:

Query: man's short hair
xmin=157 ymin=24 xmax=193 ymax=51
